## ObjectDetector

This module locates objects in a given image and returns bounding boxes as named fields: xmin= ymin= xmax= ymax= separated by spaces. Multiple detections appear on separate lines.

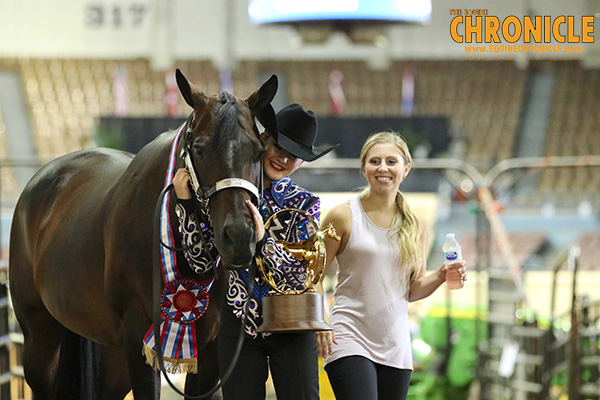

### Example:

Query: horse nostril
xmin=222 ymin=222 xmax=255 ymax=253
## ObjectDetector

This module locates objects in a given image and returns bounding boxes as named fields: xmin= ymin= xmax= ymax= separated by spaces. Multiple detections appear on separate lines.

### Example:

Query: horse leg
xmin=123 ymin=310 xmax=160 ymax=399
xmin=19 ymin=309 xmax=66 ymax=400
xmin=98 ymin=345 xmax=132 ymax=400
xmin=184 ymin=339 xmax=219 ymax=400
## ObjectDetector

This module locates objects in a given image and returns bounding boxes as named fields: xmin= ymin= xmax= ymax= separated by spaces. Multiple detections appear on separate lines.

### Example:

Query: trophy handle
xmin=255 ymin=209 xmax=339 ymax=295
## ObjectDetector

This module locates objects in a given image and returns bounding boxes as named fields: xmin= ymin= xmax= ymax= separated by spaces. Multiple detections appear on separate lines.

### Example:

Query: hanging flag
xmin=113 ymin=64 xmax=130 ymax=117
xmin=402 ymin=67 xmax=415 ymax=117
xmin=329 ymin=69 xmax=346 ymax=116
xmin=165 ymin=68 xmax=178 ymax=117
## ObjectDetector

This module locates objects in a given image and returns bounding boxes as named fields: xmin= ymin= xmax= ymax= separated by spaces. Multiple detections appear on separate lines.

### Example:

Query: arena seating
xmin=0 ymin=59 xmax=20 ymax=202
xmin=539 ymin=62 xmax=600 ymax=198
xmin=20 ymin=58 xmax=163 ymax=157
xmin=0 ymin=103 xmax=21 ymax=203
xmin=1 ymin=58 xmax=597 ymax=200
xmin=410 ymin=60 xmax=526 ymax=170
xmin=236 ymin=59 xmax=527 ymax=171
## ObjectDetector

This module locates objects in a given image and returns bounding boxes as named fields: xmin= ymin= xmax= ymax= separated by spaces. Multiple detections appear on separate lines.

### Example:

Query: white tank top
xmin=325 ymin=197 xmax=413 ymax=370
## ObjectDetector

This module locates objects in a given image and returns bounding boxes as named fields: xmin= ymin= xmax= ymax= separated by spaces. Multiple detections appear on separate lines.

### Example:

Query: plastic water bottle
xmin=442 ymin=233 xmax=463 ymax=290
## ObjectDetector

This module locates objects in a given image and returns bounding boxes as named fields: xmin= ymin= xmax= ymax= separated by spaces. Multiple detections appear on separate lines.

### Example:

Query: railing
xmin=0 ymin=157 xmax=38 ymax=399
xmin=0 ymin=260 xmax=30 ymax=400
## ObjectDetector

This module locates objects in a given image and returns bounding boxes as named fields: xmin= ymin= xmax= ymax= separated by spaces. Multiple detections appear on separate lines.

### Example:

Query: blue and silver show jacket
xmin=175 ymin=177 xmax=320 ymax=338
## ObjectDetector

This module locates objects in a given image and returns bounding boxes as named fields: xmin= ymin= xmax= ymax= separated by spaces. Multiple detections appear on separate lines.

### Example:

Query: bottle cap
xmin=446 ymin=233 xmax=455 ymax=239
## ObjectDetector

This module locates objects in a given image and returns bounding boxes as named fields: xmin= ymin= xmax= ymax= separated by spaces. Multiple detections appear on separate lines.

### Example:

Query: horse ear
xmin=247 ymin=74 xmax=278 ymax=110
xmin=176 ymin=68 xmax=208 ymax=109
xmin=247 ymin=74 xmax=279 ymax=135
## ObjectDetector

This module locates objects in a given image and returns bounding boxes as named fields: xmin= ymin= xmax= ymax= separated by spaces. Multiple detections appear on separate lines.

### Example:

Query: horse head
xmin=175 ymin=69 xmax=278 ymax=270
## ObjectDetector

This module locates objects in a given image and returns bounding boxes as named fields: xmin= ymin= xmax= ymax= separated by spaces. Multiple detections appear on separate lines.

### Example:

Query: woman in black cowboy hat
xmin=173 ymin=103 xmax=337 ymax=400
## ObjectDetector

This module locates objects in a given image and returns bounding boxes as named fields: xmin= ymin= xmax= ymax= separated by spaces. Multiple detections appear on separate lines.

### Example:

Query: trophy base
xmin=257 ymin=292 xmax=332 ymax=333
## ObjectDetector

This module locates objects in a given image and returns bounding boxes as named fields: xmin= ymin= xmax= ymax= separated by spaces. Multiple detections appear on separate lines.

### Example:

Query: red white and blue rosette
xmin=161 ymin=278 xmax=209 ymax=324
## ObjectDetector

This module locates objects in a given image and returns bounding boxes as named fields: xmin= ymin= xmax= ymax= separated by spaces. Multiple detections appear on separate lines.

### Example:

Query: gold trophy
xmin=256 ymin=208 xmax=340 ymax=333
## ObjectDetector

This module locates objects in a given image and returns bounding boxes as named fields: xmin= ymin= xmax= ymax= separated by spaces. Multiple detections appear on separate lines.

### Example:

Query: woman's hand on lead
xmin=173 ymin=168 xmax=192 ymax=200
xmin=245 ymin=200 xmax=265 ymax=241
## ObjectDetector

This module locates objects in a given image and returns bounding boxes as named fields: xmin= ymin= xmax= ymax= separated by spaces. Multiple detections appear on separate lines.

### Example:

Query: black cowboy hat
xmin=273 ymin=103 xmax=338 ymax=162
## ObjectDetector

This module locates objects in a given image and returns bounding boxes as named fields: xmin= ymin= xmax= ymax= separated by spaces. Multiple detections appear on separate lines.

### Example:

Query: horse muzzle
xmin=215 ymin=220 xmax=257 ymax=270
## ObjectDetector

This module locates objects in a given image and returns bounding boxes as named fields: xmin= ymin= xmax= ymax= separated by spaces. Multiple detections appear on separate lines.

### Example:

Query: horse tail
xmin=54 ymin=329 xmax=101 ymax=400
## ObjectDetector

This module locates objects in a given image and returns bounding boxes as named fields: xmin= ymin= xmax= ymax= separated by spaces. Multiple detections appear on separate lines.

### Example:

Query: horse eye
xmin=192 ymin=143 xmax=203 ymax=156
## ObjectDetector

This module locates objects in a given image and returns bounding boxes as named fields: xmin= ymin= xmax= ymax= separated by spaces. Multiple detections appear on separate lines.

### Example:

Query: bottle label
xmin=444 ymin=250 xmax=460 ymax=262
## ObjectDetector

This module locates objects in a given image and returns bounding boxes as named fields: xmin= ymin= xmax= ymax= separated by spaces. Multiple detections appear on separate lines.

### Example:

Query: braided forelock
xmin=211 ymin=92 xmax=241 ymax=159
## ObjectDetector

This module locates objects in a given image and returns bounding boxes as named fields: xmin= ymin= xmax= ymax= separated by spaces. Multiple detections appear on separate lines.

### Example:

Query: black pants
xmin=325 ymin=355 xmax=412 ymax=400
xmin=218 ymin=331 xmax=319 ymax=400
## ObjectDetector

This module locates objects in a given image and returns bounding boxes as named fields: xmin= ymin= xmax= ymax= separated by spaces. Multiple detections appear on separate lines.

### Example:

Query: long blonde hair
xmin=359 ymin=131 xmax=423 ymax=281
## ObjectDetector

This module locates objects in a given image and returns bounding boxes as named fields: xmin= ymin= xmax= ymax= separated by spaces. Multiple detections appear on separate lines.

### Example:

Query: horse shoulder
xmin=102 ymin=132 xmax=176 ymax=318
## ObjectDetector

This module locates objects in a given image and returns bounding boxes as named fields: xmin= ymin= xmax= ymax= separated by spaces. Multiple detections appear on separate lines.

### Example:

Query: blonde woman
xmin=316 ymin=131 xmax=467 ymax=400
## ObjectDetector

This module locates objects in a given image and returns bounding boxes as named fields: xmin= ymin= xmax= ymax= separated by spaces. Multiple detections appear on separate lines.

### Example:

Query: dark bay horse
xmin=9 ymin=69 xmax=277 ymax=399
